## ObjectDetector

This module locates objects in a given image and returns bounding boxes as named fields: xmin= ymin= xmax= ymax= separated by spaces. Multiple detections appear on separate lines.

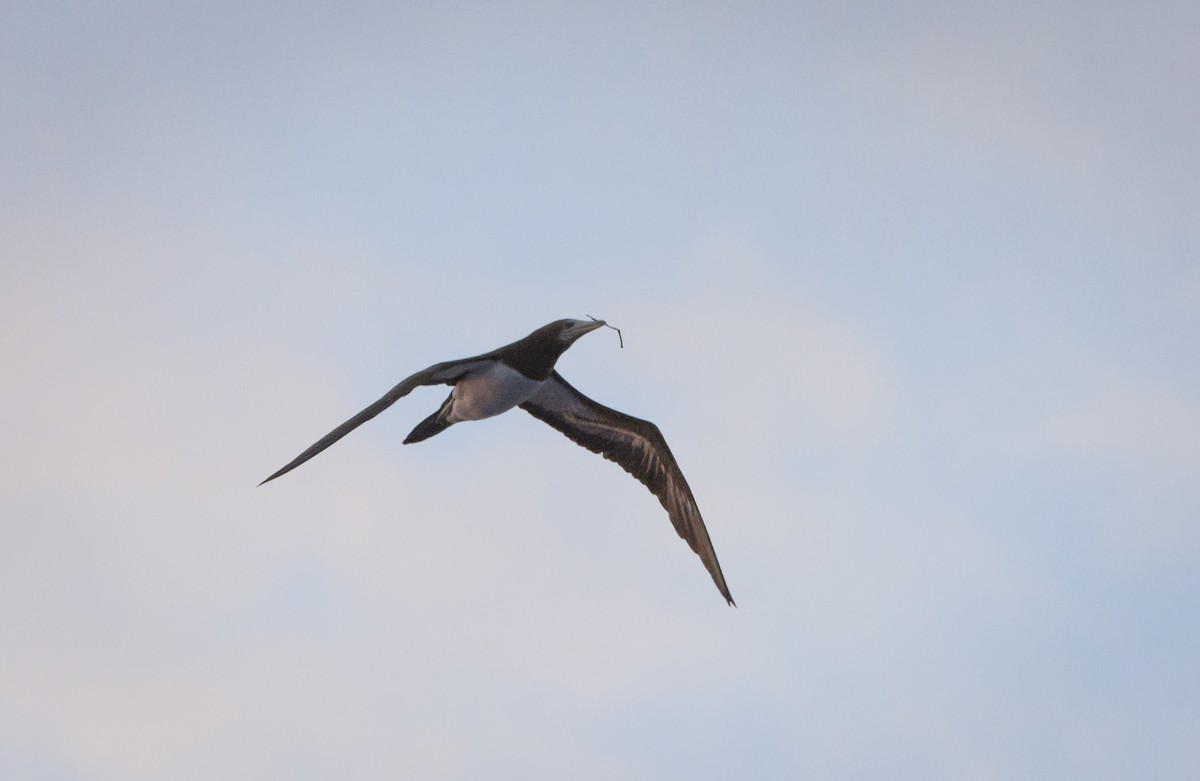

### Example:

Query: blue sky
xmin=2 ymin=1 xmax=1198 ymax=778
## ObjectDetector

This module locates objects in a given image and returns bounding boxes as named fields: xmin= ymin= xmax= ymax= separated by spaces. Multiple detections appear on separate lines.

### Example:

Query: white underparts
xmin=446 ymin=363 xmax=543 ymax=423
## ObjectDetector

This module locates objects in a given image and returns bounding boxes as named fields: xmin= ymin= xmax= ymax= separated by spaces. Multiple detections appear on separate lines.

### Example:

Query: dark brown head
xmin=499 ymin=318 xmax=607 ymax=380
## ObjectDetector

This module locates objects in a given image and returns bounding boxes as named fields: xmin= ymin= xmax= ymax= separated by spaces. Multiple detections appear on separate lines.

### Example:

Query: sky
xmin=2 ymin=1 xmax=1198 ymax=778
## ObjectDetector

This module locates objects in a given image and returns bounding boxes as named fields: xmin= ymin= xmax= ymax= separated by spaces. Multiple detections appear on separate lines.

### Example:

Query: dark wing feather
xmin=259 ymin=356 xmax=493 ymax=486
xmin=521 ymin=371 xmax=734 ymax=605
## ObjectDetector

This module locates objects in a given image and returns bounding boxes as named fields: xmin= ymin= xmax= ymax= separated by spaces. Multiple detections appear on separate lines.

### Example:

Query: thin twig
xmin=586 ymin=315 xmax=623 ymax=348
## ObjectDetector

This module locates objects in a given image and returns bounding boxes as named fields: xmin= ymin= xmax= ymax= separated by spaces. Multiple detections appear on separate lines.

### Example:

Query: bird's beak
xmin=563 ymin=319 xmax=606 ymax=342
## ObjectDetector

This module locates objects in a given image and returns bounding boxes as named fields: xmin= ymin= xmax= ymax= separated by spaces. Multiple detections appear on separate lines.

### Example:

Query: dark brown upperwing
xmin=259 ymin=356 xmax=494 ymax=486
xmin=520 ymin=371 xmax=734 ymax=605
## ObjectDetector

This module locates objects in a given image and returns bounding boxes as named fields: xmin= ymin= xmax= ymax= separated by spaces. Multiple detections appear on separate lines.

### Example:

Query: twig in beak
xmin=586 ymin=315 xmax=623 ymax=348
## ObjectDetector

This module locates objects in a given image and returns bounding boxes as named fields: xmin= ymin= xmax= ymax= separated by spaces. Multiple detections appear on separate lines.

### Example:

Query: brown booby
xmin=260 ymin=318 xmax=734 ymax=605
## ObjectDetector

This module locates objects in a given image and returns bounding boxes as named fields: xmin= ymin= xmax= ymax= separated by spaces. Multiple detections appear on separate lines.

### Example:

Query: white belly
xmin=446 ymin=363 xmax=543 ymax=422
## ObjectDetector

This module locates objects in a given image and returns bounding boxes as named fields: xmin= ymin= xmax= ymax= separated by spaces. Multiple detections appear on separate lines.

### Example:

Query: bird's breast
xmin=446 ymin=362 xmax=543 ymax=422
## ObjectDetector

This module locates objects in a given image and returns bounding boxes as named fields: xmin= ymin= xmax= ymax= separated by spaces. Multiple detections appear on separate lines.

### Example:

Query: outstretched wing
xmin=520 ymin=371 xmax=734 ymax=605
xmin=259 ymin=356 xmax=493 ymax=486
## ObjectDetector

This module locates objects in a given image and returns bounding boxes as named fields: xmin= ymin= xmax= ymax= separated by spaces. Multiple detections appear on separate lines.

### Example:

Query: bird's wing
xmin=520 ymin=371 xmax=734 ymax=605
xmin=259 ymin=356 xmax=494 ymax=486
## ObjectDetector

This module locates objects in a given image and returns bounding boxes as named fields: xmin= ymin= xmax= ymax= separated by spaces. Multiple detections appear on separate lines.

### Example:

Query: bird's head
xmin=501 ymin=318 xmax=611 ymax=380
xmin=548 ymin=317 xmax=607 ymax=345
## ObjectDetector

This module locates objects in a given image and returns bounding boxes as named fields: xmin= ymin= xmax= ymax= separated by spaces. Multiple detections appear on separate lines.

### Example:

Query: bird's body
xmin=444 ymin=363 xmax=540 ymax=423
xmin=261 ymin=318 xmax=734 ymax=605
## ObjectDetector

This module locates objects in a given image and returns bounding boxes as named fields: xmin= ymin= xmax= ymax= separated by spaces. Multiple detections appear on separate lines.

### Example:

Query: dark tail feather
xmin=404 ymin=396 xmax=455 ymax=444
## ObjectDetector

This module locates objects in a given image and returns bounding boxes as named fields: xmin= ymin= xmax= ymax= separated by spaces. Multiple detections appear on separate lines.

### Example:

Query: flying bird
xmin=260 ymin=318 xmax=733 ymax=605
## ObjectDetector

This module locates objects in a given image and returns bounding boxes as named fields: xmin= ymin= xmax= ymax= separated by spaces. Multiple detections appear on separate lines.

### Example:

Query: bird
xmin=260 ymin=318 xmax=734 ymax=605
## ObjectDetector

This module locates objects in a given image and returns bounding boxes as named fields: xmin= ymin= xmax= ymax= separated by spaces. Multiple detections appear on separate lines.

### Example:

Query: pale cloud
xmin=1042 ymin=382 xmax=1200 ymax=463
xmin=604 ymin=236 xmax=897 ymax=451
xmin=844 ymin=28 xmax=1102 ymax=172
xmin=832 ymin=3 xmax=1200 ymax=239
xmin=1036 ymin=378 xmax=1200 ymax=558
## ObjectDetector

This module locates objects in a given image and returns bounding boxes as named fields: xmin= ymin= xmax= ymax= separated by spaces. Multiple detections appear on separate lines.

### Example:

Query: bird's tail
xmin=404 ymin=395 xmax=455 ymax=444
